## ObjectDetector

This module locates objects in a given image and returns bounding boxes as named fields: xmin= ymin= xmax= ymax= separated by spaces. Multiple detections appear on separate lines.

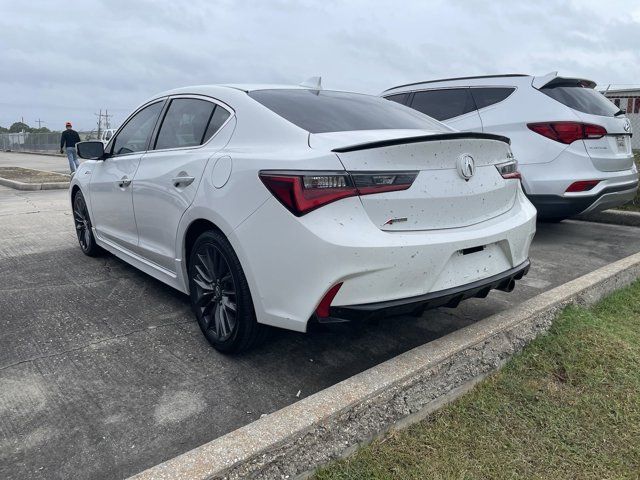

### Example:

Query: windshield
xmin=541 ymin=85 xmax=619 ymax=117
xmin=249 ymin=89 xmax=450 ymax=134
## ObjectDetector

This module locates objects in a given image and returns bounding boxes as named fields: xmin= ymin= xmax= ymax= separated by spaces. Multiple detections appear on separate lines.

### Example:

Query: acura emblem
xmin=457 ymin=154 xmax=475 ymax=181
xmin=624 ymin=120 xmax=631 ymax=132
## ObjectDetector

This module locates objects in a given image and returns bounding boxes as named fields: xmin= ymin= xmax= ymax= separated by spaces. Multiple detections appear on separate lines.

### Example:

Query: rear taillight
xmin=495 ymin=160 xmax=521 ymax=180
xmin=566 ymin=180 xmax=600 ymax=193
xmin=259 ymin=171 xmax=417 ymax=216
xmin=527 ymin=122 xmax=607 ymax=144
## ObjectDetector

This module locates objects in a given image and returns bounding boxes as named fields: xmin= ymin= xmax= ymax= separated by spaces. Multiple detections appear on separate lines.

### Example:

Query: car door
xmin=409 ymin=88 xmax=482 ymax=131
xmin=132 ymin=96 xmax=232 ymax=272
xmin=89 ymin=100 xmax=165 ymax=252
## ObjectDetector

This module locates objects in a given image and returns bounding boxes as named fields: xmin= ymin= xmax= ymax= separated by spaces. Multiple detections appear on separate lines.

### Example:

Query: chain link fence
xmin=0 ymin=131 xmax=95 ymax=154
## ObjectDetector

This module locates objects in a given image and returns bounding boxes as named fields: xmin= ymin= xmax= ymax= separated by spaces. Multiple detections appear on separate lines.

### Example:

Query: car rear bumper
xmin=327 ymin=259 xmax=530 ymax=321
xmin=233 ymin=186 xmax=536 ymax=332
xmin=529 ymin=180 xmax=638 ymax=219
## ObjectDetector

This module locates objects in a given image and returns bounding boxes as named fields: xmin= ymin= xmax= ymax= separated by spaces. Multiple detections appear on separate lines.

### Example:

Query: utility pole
xmin=96 ymin=109 xmax=102 ymax=138
xmin=94 ymin=109 xmax=113 ymax=138
xmin=35 ymin=118 xmax=46 ymax=129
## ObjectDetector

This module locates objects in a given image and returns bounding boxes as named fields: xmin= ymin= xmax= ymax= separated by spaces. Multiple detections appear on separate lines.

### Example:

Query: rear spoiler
xmin=331 ymin=132 xmax=510 ymax=153
xmin=532 ymin=71 xmax=596 ymax=90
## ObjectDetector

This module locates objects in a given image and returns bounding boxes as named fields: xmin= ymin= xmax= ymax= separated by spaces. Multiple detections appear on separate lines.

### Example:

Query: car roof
xmin=383 ymin=72 xmax=598 ymax=95
xmin=383 ymin=74 xmax=533 ymax=95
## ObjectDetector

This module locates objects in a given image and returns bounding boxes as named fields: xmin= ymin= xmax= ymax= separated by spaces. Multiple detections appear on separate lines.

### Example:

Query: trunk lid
xmin=310 ymin=130 xmax=518 ymax=231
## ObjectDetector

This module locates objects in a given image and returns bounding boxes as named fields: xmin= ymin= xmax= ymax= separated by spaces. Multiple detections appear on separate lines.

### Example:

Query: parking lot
xmin=1 ymin=180 xmax=640 ymax=480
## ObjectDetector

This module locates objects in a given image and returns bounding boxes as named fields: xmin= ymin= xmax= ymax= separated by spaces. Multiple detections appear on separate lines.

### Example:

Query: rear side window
xmin=541 ymin=86 xmax=619 ymax=117
xmin=410 ymin=89 xmax=475 ymax=121
xmin=202 ymin=106 xmax=231 ymax=143
xmin=155 ymin=98 xmax=216 ymax=150
xmin=385 ymin=93 xmax=410 ymax=105
xmin=471 ymin=88 xmax=515 ymax=109
xmin=112 ymin=101 xmax=164 ymax=155
xmin=249 ymin=89 xmax=447 ymax=134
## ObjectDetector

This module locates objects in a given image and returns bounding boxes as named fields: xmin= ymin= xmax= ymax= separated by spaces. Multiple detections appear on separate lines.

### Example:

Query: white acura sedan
xmin=72 ymin=82 xmax=536 ymax=353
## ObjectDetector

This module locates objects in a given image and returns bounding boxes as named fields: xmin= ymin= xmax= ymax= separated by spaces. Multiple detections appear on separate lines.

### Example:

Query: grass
xmin=615 ymin=150 xmax=640 ymax=212
xmin=314 ymin=281 xmax=640 ymax=480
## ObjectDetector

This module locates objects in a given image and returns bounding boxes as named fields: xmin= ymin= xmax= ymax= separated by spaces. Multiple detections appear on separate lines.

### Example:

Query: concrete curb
xmin=6 ymin=150 xmax=65 ymax=158
xmin=0 ymin=174 xmax=69 ymax=191
xmin=576 ymin=209 xmax=640 ymax=227
xmin=130 ymin=252 xmax=640 ymax=480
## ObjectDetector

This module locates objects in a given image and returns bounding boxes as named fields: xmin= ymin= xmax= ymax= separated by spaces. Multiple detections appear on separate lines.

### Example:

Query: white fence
xmin=0 ymin=131 xmax=94 ymax=153
xmin=604 ymin=88 xmax=640 ymax=150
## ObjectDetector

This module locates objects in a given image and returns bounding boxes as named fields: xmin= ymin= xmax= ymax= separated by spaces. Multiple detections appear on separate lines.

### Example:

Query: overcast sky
xmin=1 ymin=0 xmax=639 ymax=131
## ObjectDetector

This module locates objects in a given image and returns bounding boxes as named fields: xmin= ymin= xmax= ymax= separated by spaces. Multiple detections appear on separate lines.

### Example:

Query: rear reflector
xmin=495 ymin=160 xmax=521 ymax=180
xmin=260 ymin=171 xmax=417 ymax=216
xmin=566 ymin=180 xmax=600 ymax=192
xmin=527 ymin=122 xmax=607 ymax=144
xmin=316 ymin=283 xmax=343 ymax=318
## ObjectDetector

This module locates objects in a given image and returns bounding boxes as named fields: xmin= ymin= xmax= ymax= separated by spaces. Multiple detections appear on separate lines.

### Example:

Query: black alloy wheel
xmin=189 ymin=230 xmax=266 ymax=353
xmin=72 ymin=191 xmax=100 ymax=256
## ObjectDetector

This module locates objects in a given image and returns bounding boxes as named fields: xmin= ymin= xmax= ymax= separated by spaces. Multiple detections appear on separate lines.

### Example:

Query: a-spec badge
xmin=457 ymin=154 xmax=475 ymax=181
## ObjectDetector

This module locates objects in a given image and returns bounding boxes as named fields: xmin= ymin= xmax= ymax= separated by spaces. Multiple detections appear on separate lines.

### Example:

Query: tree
xmin=9 ymin=122 xmax=30 ymax=133
xmin=0 ymin=126 xmax=8 ymax=133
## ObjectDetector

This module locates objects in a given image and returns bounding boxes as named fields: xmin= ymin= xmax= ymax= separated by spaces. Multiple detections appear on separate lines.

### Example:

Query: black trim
xmin=529 ymin=182 xmax=639 ymax=220
xmin=332 ymin=132 xmax=510 ymax=153
xmin=327 ymin=260 xmax=530 ymax=322
xmin=383 ymin=74 xmax=528 ymax=93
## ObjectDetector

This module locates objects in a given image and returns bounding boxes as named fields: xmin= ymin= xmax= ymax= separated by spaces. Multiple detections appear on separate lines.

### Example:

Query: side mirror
xmin=77 ymin=141 xmax=106 ymax=160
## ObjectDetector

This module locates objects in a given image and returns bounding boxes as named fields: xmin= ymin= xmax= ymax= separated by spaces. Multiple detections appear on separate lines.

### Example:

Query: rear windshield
xmin=248 ymin=89 xmax=449 ymax=134
xmin=541 ymin=85 xmax=619 ymax=117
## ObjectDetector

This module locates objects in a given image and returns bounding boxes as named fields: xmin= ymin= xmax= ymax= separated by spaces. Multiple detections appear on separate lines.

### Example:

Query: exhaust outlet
xmin=497 ymin=278 xmax=516 ymax=293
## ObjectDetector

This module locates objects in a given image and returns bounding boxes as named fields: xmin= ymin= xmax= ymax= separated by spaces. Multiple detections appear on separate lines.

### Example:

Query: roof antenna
xmin=300 ymin=76 xmax=322 ymax=89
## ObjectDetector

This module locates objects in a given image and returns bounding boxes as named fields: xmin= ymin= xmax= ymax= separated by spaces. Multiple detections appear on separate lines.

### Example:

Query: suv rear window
xmin=541 ymin=85 xmax=619 ymax=117
xmin=409 ymin=89 xmax=476 ymax=121
xmin=248 ymin=89 xmax=446 ymax=134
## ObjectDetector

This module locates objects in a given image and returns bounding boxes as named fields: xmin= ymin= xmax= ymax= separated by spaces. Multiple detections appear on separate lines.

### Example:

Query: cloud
xmin=1 ymin=0 xmax=639 ymax=130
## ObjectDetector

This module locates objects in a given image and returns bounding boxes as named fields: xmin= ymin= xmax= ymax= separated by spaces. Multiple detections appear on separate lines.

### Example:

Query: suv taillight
xmin=259 ymin=171 xmax=417 ymax=216
xmin=527 ymin=122 xmax=607 ymax=144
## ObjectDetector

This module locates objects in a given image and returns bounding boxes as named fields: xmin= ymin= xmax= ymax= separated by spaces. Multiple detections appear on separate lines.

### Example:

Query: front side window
xmin=249 ymin=89 xmax=447 ymax=134
xmin=410 ymin=89 xmax=476 ymax=121
xmin=112 ymin=101 xmax=164 ymax=155
xmin=471 ymin=87 xmax=515 ymax=110
xmin=155 ymin=98 xmax=217 ymax=150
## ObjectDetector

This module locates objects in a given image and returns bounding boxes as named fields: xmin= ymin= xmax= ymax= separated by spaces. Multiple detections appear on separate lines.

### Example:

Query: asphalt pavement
xmin=1 ymin=181 xmax=640 ymax=480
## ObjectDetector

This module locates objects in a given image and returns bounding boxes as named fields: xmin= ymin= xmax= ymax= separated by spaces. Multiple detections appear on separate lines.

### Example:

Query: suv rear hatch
xmin=310 ymin=131 xmax=519 ymax=231
xmin=535 ymin=74 xmax=633 ymax=172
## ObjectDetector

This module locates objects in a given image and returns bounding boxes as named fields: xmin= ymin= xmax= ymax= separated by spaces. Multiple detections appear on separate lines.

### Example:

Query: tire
xmin=72 ymin=191 xmax=101 ymax=257
xmin=188 ymin=230 xmax=267 ymax=353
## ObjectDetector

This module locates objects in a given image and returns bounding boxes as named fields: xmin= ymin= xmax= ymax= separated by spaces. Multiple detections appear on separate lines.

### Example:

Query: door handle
xmin=172 ymin=175 xmax=195 ymax=187
xmin=117 ymin=176 xmax=131 ymax=188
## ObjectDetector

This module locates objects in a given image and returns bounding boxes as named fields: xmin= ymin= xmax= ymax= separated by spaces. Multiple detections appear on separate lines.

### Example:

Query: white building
xmin=603 ymin=87 xmax=640 ymax=149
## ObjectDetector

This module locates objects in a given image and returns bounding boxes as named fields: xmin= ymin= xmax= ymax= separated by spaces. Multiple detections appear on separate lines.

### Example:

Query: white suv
xmin=383 ymin=73 xmax=638 ymax=220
